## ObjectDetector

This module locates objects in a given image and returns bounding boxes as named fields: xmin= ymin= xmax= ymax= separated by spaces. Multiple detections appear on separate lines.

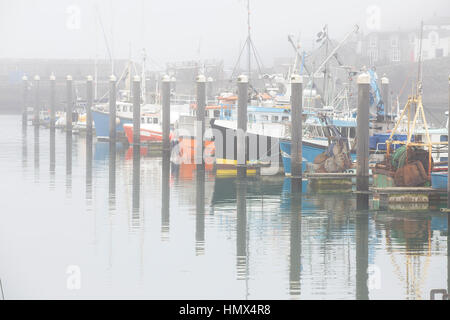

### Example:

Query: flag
xmin=316 ymin=25 xmax=328 ymax=43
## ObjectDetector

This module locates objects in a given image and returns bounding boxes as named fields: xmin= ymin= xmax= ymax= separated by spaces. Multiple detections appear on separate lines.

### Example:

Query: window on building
xmin=369 ymin=48 xmax=378 ymax=63
xmin=153 ymin=118 xmax=158 ymax=124
xmin=436 ymin=48 xmax=444 ymax=58
xmin=429 ymin=32 xmax=439 ymax=47
xmin=282 ymin=116 xmax=289 ymax=121
xmin=391 ymin=36 xmax=399 ymax=47
xmin=272 ymin=115 xmax=279 ymax=123
xmin=392 ymin=48 xmax=400 ymax=62
xmin=214 ymin=110 xmax=220 ymax=118
xmin=369 ymin=35 xmax=377 ymax=48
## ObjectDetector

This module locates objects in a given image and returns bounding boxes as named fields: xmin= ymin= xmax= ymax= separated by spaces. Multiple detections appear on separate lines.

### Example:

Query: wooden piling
xmin=448 ymin=75 xmax=450 ymax=209
xmin=290 ymin=74 xmax=303 ymax=193
xmin=22 ymin=75 xmax=28 ymax=126
xmin=237 ymin=75 xmax=248 ymax=178
xmin=86 ymin=75 xmax=93 ymax=137
xmin=207 ymin=76 xmax=214 ymax=103
xmin=33 ymin=75 xmax=40 ymax=126
xmin=162 ymin=75 xmax=171 ymax=153
xmin=132 ymin=75 xmax=141 ymax=145
xmin=109 ymin=75 xmax=117 ymax=142
xmin=66 ymin=75 xmax=73 ymax=133
xmin=195 ymin=75 xmax=206 ymax=168
xmin=356 ymin=73 xmax=371 ymax=210
xmin=49 ymin=74 xmax=56 ymax=131
xmin=381 ymin=75 xmax=390 ymax=122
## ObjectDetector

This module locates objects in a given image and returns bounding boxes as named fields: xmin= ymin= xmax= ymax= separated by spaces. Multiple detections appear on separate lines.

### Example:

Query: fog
xmin=0 ymin=0 xmax=448 ymax=67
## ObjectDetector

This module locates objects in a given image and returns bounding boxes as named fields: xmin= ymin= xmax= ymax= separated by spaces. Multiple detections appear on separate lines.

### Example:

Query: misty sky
xmin=0 ymin=0 xmax=448 ymax=69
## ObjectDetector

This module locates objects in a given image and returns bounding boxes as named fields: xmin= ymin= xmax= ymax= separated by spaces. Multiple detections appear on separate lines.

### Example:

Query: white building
xmin=415 ymin=16 xmax=450 ymax=60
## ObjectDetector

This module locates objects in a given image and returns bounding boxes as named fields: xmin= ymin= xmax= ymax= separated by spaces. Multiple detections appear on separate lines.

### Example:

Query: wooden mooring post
xmin=237 ymin=75 xmax=248 ymax=178
xmin=290 ymin=74 xmax=303 ymax=193
xmin=356 ymin=72 xmax=371 ymax=210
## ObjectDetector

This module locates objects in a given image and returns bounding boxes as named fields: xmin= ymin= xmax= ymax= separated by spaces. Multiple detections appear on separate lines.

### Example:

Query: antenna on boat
xmin=230 ymin=0 xmax=264 ymax=89
xmin=95 ymin=5 xmax=114 ymax=76
xmin=417 ymin=20 xmax=424 ymax=98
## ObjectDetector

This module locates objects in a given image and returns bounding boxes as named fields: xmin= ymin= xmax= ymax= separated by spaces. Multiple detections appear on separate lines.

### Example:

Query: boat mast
xmin=323 ymin=25 xmax=329 ymax=106
xmin=142 ymin=48 xmax=147 ymax=104
xmin=247 ymin=0 xmax=251 ymax=84
xmin=417 ymin=20 xmax=424 ymax=97
xmin=141 ymin=0 xmax=147 ymax=104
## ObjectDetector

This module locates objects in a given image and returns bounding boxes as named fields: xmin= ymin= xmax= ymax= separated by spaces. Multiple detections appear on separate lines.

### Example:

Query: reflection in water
xmin=5 ymin=112 xmax=449 ymax=299
xmin=195 ymin=167 xmax=206 ymax=255
xmin=132 ymin=145 xmax=141 ymax=229
xmin=65 ymin=134 xmax=72 ymax=195
xmin=236 ymin=178 xmax=248 ymax=285
xmin=22 ymin=125 xmax=27 ymax=169
xmin=161 ymin=151 xmax=170 ymax=239
xmin=33 ymin=126 xmax=39 ymax=181
xmin=85 ymin=136 xmax=93 ymax=203
xmin=374 ymin=214 xmax=444 ymax=299
xmin=289 ymin=194 xmax=302 ymax=297
xmin=109 ymin=141 xmax=116 ymax=207
xmin=49 ymin=128 xmax=55 ymax=188
xmin=355 ymin=212 xmax=369 ymax=300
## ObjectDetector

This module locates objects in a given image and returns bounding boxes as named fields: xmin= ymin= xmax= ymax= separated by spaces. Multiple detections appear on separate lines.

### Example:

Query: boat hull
xmin=431 ymin=172 xmax=447 ymax=190
xmin=210 ymin=119 xmax=283 ymax=176
xmin=92 ymin=110 xmax=132 ymax=138
xmin=280 ymin=140 xmax=357 ymax=176
xmin=123 ymin=123 xmax=163 ymax=144
xmin=280 ymin=140 xmax=327 ymax=175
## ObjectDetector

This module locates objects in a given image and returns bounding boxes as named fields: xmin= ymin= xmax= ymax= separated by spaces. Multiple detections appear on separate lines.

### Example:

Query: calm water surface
xmin=0 ymin=115 xmax=448 ymax=299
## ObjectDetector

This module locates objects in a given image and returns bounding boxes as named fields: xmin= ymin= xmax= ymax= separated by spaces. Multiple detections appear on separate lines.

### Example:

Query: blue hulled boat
xmin=92 ymin=109 xmax=132 ymax=138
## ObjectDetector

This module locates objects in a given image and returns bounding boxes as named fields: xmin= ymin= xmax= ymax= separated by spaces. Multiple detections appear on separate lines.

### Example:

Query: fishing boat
xmin=280 ymin=115 xmax=356 ymax=175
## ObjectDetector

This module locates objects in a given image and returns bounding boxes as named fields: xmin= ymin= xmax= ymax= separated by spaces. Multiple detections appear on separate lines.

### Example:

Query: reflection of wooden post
xmin=161 ymin=152 xmax=170 ymax=238
xmin=355 ymin=212 xmax=369 ymax=300
xmin=195 ymin=168 xmax=205 ymax=255
xmin=236 ymin=178 xmax=247 ymax=279
xmin=289 ymin=195 xmax=302 ymax=297
xmin=356 ymin=73 xmax=370 ymax=210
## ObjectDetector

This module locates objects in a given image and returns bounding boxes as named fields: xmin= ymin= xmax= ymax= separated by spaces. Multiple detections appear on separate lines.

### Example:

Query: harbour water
xmin=0 ymin=115 xmax=448 ymax=300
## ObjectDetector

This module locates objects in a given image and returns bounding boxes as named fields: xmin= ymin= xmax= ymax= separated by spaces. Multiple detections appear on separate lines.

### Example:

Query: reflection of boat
xmin=93 ymin=141 xmax=126 ymax=161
